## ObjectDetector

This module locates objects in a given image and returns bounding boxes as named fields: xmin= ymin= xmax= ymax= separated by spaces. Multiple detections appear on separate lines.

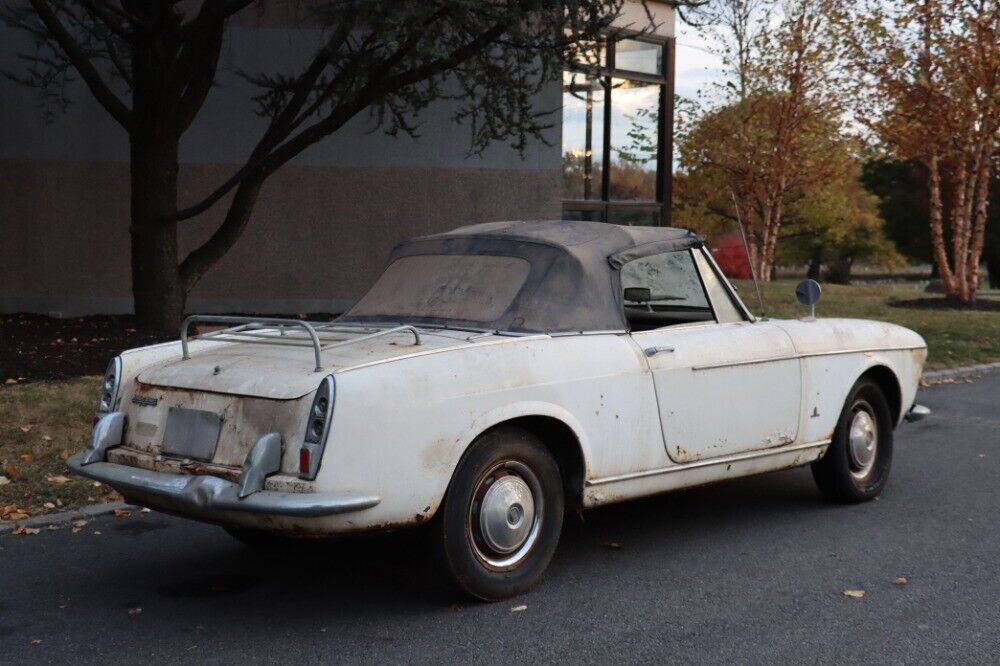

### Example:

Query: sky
xmin=674 ymin=20 xmax=726 ymax=101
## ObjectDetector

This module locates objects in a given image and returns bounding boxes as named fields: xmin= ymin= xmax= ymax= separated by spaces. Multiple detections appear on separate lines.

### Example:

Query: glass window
xmin=621 ymin=251 xmax=709 ymax=309
xmin=692 ymin=250 xmax=746 ymax=323
xmin=615 ymin=39 xmax=663 ymax=76
xmin=607 ymin=206 xmax=660 ymax=226
xmin=562 ymin=208 xmax=604 ymax=222
xmin=561 ymin=72 xmax=605 ymax=200
xmin=346 ymin=255 xmax=530 ymax=323
xmin=609 ymin=78 xmax=659 ymax=201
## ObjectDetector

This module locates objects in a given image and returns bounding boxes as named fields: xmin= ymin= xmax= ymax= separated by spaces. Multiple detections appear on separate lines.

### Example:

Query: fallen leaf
xmin=6 ymin=511 xmax=30 ymax=521
xmin=59 ymin=450 xmax=71 ymax=461
xmin=92 ymin=481 xmax=102 ymax=488
xmin=13 ymin=526 xmax=41 ymax=535
xmin=72 ymin=519 xmax=88 ymax=528
xmin=42 ymin=435 xmax=52 ymax=442
xmin=893 ymin=577 xmax=908 ymax=585
xmin=43 ymin=502 xmax=55 ymax=509
xmin=48 ymin=475 xmax=71 ymax=484
xmin=19 ymin=425 xmax=31 ymax=433
xmin=4 ymin=464 xmax=18 ymax=478
xmin=842 ymin=589 xmax=865 ymax=598
xmin=0 ymin=476 xmax=9 ymax=486
xmin=510 ymin=605 xmax=528 ymax=612
xmin=140 ymin=507 xmax=151 ymax=513
xmin=20 ymin=453 xmax=33 ymax=462
xmin=30 ymin=639 xmax=42 ymax=645
xmin=600 ymin=541 xmax=623 ymax=550
xmin=93 ymin=530 xmax=102 ymax=535
xmin=5 ymin=378 xmax=17 ymax=385
xmin=114 ymin=509 xmax=132 ymax=518
xmin=128 ymin=607 xmax=142 ymax=616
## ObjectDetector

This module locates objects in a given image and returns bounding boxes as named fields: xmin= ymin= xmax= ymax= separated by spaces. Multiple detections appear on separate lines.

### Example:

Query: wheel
xmin=811 ymin=378 xmax=893 ymax=503
xmin=223 ymin=526 xmax=289 ymax=548
xmin=433 ymin=426 xmax=564 ymax=601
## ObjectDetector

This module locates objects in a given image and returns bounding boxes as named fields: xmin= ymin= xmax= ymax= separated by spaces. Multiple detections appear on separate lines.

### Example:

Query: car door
xmin=625 ymin=249 xmax=801 ymax=464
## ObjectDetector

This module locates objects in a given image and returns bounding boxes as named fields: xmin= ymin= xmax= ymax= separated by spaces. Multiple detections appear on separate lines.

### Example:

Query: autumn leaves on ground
xmin=0 ymin=377 xmax=121 ymax=523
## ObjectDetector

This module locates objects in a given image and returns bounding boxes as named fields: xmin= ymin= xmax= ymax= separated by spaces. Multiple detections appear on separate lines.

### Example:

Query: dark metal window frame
xmin=562 ymin=31 xmax=675 ymax=226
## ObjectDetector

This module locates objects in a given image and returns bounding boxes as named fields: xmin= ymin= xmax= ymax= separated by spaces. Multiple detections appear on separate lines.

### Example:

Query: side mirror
xmin=624 ymin=287 xmax=652 ymax=303
xmin=795 ymin=279 xmax=821 ymax=319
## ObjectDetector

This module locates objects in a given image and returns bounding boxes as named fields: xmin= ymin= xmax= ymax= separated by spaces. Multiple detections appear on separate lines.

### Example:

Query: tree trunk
xmin=129 ymin=135 xmax=185 ymax=333
xmin=806 ymin=250 xmax=822 ymax=281
xmin=927 ymin=155 xmax=956 ymax=294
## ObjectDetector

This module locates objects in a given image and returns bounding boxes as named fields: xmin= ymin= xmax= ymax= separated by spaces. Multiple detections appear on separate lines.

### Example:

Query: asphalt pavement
xmin=2 ymin=375 xmax=998 ymax=664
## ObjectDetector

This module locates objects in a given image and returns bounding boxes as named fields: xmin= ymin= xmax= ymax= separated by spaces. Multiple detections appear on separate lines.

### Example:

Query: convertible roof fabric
xmin=341 ymin=220 xmax=704 ymax=333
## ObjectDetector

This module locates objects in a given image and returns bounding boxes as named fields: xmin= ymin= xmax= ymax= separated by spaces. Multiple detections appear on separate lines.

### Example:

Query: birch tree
xmin=834 ymin=0 xmax=1000 ymax=303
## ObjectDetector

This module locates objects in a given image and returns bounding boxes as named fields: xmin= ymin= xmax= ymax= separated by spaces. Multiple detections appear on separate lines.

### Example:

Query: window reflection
xmin=561 ymin=72 xmax=605 ymax=200
xmin=615 ymin=39 xmax=662 ymax=76
xmin=609 ymin=78 xmax=659 ymax=201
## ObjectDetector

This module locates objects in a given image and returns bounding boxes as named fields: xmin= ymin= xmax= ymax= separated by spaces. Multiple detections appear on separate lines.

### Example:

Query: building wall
xmin=0 ymin=18 xmax=562 ymax=316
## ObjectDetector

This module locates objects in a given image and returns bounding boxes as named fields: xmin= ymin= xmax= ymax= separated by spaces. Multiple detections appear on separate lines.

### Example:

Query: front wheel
xmin=434 ymin=426 xmax=564 ymax=601
xmin=811 ymin=378 xmax=894 ymax=503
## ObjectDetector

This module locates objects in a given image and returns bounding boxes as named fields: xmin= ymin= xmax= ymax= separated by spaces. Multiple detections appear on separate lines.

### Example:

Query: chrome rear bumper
xmin=68 ymin=453 xmax=379 ymax=518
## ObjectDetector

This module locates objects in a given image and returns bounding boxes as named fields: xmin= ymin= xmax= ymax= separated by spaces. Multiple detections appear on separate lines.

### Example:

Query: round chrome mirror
xmin=795 ymin=279 xmax=821 ymax=319
xmin=795 ymin=279 xmax=822 ymax=306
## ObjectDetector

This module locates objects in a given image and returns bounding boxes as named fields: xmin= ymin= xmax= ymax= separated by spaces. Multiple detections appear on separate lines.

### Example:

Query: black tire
xmin=433 ymin=426 xmax=564 ymax=601
xmin=811 ymin=378 xmax=894 ymax=503
xmin=223 ymin=526 xmax=289 ymax=549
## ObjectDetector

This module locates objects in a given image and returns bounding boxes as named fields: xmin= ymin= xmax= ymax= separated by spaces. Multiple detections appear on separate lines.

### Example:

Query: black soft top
xmin=340 ymin=220 xmax=704 ymax=334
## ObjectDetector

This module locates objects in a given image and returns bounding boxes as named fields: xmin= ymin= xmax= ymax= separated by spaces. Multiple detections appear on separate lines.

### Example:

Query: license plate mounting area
xmin=161 ymin=407 xmax=222 ymax=462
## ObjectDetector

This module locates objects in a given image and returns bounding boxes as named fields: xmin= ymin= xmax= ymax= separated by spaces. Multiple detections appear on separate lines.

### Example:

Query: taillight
xmin=299 ymin=375 xmax=335 ymax=480
xmin=97 ymin=357 xmax=122 ymax=415
xmin=299 ymin=447 xmax=311 ymax=476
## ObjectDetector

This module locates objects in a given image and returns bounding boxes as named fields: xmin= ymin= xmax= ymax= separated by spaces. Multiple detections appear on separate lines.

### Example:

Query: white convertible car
xmin=70 ymin=220 xmax=929 ymax=600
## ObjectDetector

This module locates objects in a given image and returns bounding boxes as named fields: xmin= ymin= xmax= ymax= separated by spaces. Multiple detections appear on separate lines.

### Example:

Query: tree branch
xmin=28 ymin=0 xmax=132 ymax=129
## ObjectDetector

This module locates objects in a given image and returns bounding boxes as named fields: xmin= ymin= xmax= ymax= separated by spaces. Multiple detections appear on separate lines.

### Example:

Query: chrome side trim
xmin=690 ymin=345 xmax=927 ymax=371
xmin=585 ymin=439 xmax=831 ymax=486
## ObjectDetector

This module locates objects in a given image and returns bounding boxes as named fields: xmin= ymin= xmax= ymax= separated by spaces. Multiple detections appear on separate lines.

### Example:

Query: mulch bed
xmin=1 ymin=312 xmax=338 ymax=383
xmin=1 ymin=314 xmax=172 ymax=383
xmin=890 ymin=297 xmax=1000 ymax=312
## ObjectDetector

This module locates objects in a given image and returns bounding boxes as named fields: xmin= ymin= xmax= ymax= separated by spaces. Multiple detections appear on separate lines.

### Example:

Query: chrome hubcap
xmin=469 ymin=461 xmax=542 ymax=570
xmin=479 ymin=475 xmax=535 ymax=554
xmin=848 ymin=407 xmax=878 ymax=479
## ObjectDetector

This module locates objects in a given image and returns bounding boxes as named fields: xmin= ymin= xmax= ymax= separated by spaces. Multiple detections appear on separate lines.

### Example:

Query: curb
xmin=0 ymin=502 xmax=136 ymax=535
xmin=923 ymin=361 xmax=1000 ymax=382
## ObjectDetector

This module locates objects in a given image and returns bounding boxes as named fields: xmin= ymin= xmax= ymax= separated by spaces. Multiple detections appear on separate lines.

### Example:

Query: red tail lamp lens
xmin=299 ymin=447 xmax=311 ymax=476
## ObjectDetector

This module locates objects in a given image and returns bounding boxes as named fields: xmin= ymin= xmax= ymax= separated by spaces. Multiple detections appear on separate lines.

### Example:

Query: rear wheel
xmin=811 ymin=379 xmax=893 ymax=503
xmin=434 ymin=426 xmax=564 ymax=601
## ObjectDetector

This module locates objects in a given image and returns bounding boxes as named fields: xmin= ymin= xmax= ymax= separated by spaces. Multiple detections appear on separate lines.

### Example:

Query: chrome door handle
xmin=644 ymin=346 xmax=675 ymax=356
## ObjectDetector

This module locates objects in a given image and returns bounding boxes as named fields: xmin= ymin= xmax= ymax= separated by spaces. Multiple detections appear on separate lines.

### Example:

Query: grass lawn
xmin=0 ymin=377 xmax=120 ymax=522
xmin=739 ymin=280 xmax=1000 ymax=371
xmin=2 ymin=281 xmax=997 ymax=521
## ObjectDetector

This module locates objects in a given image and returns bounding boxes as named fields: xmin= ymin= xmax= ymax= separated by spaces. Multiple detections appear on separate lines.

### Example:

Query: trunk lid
xmin=136 ymin=327 xmax=472 ymax=399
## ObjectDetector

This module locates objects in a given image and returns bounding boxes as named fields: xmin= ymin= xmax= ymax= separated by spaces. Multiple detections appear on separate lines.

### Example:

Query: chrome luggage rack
xmin=180 ymin=315 xmax=421 ymax=372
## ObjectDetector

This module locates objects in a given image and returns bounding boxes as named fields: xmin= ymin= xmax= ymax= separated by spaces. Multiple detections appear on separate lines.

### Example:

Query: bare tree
xmin=833 ymin=0 xmax=1000 ymax=303
xmin=3 ymin=0 xmax=643 ymax=331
